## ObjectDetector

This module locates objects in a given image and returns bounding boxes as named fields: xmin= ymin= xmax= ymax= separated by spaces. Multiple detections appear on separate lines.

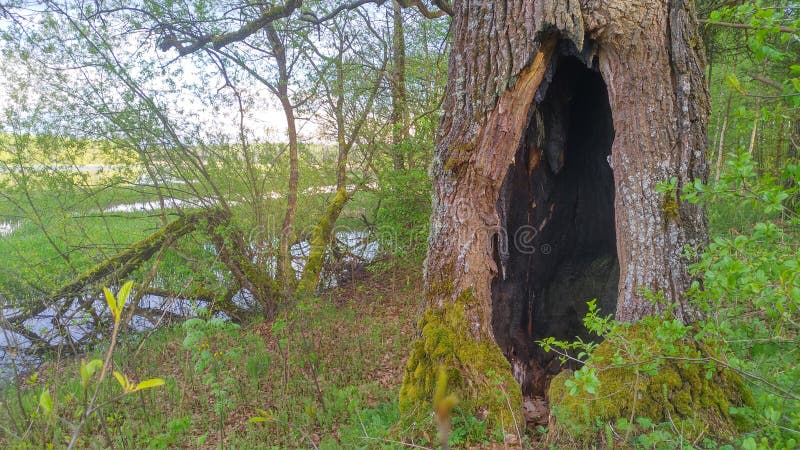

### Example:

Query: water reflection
xmin=0 ymin=221 xmax=18 ymax=236
xmin=0 ymin=230 xmax=379 ymax=380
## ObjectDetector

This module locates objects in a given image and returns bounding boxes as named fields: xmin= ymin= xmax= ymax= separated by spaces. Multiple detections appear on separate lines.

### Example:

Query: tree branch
xmin=159 ymin=1 xmax=300 ymax=55
xmin=430 ymin=0 xmax=453 ymax=16
xmin=300 ymin=0 xmax=387 ymax=24
xmin=397 ymin=0 xmax=451 ymax=19
xmin=700 ymin=19 xmax=798 ymax=34
xmin=158 ymin=0 xmax=450 ymax=56
xmin=750 ymin=73 xmax=783 ymax=92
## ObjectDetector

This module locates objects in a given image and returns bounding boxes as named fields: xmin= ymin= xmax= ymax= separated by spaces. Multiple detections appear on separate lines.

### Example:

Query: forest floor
xmin=3 ymin=191 xmax=798 ymax=448
xmin=3 ymin=259 xmax=503 ymax=448
xmin=1 ymin=257 xmax=554 ymax=448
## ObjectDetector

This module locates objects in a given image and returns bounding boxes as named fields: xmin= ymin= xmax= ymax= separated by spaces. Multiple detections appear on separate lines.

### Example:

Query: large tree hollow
xmin=492 ymin=52 xmax=619 ymax=399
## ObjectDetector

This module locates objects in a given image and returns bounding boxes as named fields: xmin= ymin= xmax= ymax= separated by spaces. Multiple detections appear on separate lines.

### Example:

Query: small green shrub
xmin=182 ymin=316 xmax=242 ymax=443
xmin=547 ymin=152 xmax=800 ymax=447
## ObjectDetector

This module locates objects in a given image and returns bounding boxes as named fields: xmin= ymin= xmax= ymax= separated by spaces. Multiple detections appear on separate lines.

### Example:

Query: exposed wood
xmin=716 ymin=92 xmax=734 ymax=181
xmin=748 ymin=112 xmax=760 ymax=155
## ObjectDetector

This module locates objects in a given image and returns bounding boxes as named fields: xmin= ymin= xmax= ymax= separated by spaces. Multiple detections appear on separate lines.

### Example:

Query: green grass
xmin=0 ymin=263 xmax=434 ymax=449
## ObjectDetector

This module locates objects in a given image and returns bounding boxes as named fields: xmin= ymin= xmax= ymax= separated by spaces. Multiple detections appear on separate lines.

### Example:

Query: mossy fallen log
xmin=8 ymin=209 xmax=222 ymax=332
xmin=52 ymin=209 xmax=222 ymax=300
xmin=546 ymin=324 xmax=753 ymax=447
xmin=203 ymin=212 xmax=281 ymax=316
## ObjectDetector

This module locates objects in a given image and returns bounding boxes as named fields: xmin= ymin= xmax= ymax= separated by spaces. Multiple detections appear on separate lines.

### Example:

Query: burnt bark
xmin=402 ymin=0 xmax=710 ymax=425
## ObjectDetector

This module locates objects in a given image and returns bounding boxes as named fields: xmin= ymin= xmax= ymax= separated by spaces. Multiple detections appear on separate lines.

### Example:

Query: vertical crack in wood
xmin=492 ymin=51 xmax=619 ymax=400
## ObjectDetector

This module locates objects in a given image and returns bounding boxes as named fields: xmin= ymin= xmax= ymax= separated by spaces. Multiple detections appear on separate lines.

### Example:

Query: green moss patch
xmin=547 ymin=324 xmax=753 ymax=446
xmin=399 ymin=290 xmax=523 ymax=433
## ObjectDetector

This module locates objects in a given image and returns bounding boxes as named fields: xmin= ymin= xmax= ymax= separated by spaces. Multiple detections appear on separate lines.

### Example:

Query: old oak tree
xmin=399 ymin=0 xmax=751 ymax=440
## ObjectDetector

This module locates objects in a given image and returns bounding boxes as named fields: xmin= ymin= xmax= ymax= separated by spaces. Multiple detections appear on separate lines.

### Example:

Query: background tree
xmin=296 ymin=9 xmax=389 ymax=294
xmin=698 ymin=1 xmax=799 ymax=184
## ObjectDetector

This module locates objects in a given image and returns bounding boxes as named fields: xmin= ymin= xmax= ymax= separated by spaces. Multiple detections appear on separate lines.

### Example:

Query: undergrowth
xmin=0 ymin=263 xmax=453 ymax=449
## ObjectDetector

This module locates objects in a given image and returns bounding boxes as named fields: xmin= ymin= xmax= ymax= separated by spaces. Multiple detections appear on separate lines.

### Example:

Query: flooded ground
xmin=104 ymin=198 xmax=195 ymax=213
xmin=0 ymin=229 xmax=379 ymax=380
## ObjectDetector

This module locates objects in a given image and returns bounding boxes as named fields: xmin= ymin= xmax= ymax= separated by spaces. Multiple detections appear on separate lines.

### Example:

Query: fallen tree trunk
xmin=7 ymin=209 xmax=220 ymax=332
xmin=53 ymin=209 xmax=221 ymax=301
xmin=204 ymin=211 xmax=282 ymax=317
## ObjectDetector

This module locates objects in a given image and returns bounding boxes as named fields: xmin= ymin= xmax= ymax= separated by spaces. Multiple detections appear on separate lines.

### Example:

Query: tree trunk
xmin=715 ymin=90 xmax=734 ymax=181
xmin=297 ymin=28 xmax=386 ymax=295
xmin=401 ymin=0 xmax=709 ymax=428
xmin=268 ymin=23 xmax=300 ymax=296
xmin=296 ymin=67 xmax=350 ymax=295
xmin=390 ymin=0 xmax=408 ymax=171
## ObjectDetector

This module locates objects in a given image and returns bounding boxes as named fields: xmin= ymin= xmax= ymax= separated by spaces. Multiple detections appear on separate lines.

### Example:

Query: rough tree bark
xmin=400 ymin=0 xmax=710 ymax=428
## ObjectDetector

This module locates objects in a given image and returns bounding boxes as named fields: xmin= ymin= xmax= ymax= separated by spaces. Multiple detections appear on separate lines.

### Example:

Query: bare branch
xmin=157 ymin=0 xmax=450 ymax=56
xmin=750 ymin=73 xmax=783 ymax=92
xmin=397 ymin=0 xmax=451 ymax=19
xmin=430 ymin=0 xmax=454 ymax=16
xmin=160 ymin=1 xmax=300 ymax=55
xmin=700 ymin=19 xmax=798 ymax=34
xmin=300 ymin=0 xmax=388 ymax=24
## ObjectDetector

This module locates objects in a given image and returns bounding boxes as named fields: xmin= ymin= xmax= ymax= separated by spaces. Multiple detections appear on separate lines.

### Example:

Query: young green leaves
xmin=112 ymin=370 xmax=165 ymax=394
xmin=79 ymin=359 xmax=103 ymax=389
xmin=39 ymin=387 xmax=53 ymax=417
xmin=103 ymin=280 xmax=133 ymax=325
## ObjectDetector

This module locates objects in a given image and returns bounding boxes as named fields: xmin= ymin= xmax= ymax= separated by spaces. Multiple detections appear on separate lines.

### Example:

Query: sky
xmin=0 ymin=7 xmax=325 ymax=145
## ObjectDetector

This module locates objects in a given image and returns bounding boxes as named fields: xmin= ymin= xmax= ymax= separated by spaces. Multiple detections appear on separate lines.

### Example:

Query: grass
xmin=0 ymin=212 xmax=164 ymax=295
xmin=0 ymin=164 xmax=376 ymax=293
xmin=2 ymin=148 xmax=793 ymax=448
xmin=0 ymin=163 xmax=443 ymax=448
xmin=0 ymin=262 xmax=436 ymax=449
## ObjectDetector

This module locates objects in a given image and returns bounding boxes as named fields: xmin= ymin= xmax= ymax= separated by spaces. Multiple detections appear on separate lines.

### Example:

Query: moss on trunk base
xmin=546 ymin=325 xmax=753 ymax=446
xmin=399 ymin=291 xmax=523 ymax=433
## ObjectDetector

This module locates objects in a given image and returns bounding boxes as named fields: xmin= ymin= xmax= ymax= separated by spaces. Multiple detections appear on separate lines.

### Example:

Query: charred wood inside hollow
xmin=491 ymin=47 xmax=619 ymax=399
